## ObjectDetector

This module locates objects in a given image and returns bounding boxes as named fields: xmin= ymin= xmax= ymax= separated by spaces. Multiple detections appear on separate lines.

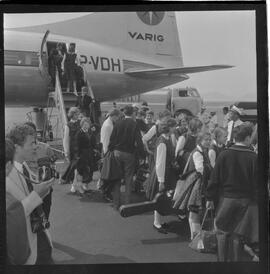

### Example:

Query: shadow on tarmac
xmin=77 ymin=190 xmax=149 ymax=205
xmin=141 ymin=220 xmax=190 ymax=245
xmin=53 ymin=241 xmax=136 ymax=264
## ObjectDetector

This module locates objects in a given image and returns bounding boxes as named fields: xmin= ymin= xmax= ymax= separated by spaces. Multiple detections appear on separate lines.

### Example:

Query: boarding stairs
xmin=46 ymin=68 xmax=94 ymax=154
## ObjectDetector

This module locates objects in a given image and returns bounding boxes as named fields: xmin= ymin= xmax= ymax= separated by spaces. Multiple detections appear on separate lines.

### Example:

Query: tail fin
xmin=10 ymin=12 xmax=183 ymax=67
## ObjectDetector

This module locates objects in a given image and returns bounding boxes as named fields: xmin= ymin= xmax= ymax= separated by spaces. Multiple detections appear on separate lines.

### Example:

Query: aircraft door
xmin=38 ymin=30 xmax=51 ymax=83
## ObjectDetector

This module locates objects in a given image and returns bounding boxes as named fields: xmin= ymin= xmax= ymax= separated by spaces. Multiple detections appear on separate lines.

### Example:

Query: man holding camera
xmin=6 ymin=124 xmax=54 ymax=264
xmin=23 ymin=121 xmax=56 ymax=220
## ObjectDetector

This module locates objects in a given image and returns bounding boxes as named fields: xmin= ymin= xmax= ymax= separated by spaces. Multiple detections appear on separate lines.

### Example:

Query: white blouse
xmin=155 ymin=134 xmax=169 ymax=183
xmin=192 ymin=145 xmax=204 ymax=175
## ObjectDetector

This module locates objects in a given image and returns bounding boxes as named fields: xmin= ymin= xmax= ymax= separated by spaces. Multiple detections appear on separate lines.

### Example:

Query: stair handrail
xmin=54 ymin=70 xmax=68 ymax=135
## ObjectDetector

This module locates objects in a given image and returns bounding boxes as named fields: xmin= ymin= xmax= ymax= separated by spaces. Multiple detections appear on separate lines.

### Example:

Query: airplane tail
xmin=9 ymin=12 xmax=183 ymax=68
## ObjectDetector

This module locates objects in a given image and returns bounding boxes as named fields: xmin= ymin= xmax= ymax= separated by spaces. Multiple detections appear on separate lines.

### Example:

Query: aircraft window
xmin=4 ymin=50 xmax=39 ymax=67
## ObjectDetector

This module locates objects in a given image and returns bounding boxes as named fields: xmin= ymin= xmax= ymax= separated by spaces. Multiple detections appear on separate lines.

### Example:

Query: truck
xmin=165 ymin=87 xmax=203 ymax=117
xmin=101 ymin=86 xmax=203 ymax=118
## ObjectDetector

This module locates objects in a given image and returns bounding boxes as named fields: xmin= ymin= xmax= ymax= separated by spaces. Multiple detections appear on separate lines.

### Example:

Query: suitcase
xmin=119 ymin=191 xmax=175 ymax=217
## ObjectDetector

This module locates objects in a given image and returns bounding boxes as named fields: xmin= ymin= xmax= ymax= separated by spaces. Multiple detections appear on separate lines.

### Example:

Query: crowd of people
xmin=5 ymin=94 xmax=259 ymax=264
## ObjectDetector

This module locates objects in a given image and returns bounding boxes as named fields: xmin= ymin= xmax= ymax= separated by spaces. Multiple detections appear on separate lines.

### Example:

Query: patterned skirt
xmin=145 ymin=167 xmax=177 ymax=201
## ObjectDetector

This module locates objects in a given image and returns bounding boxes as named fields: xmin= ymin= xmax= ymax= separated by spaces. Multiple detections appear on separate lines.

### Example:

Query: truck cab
xmin=167 ymin=87 xmax=202 ymax=117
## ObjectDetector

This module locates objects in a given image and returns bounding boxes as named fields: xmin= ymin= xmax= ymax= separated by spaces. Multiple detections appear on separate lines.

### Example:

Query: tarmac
xmin=49 ymin=176 xmax=216 ymax=264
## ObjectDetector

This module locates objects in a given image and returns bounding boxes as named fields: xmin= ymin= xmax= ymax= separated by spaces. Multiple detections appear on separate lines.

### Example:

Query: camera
xmin=37 ymin=156 xmax=60 ymax=181
xmin=30 ymin=207 xmax=50 ymax=233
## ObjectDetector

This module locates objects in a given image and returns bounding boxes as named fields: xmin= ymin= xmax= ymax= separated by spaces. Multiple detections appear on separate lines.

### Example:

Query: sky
xmin=4 ymin=11 xmax=257 ymax=102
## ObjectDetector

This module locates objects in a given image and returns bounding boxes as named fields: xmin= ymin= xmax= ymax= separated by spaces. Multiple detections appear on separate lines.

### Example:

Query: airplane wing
xmin=125 ymin=65 xmax=234 ymax=77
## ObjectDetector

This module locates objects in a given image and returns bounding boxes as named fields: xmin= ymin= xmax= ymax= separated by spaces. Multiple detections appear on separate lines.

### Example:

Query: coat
xmin=6 ymin=192 xmax=30 ymax=264
xmin=6 ymin=166 xmax=45 ymax=264
xmin=76 ymin=129 xmax=95 ymax=179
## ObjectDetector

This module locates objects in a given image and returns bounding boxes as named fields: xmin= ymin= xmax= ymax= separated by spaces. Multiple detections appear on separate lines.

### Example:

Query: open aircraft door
xmin=38 ymin=30 xmax=51 ymax=83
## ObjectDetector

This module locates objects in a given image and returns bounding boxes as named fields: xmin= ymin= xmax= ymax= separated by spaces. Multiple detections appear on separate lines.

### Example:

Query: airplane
xmin=4 ymin=11 xmax=233 ymax=108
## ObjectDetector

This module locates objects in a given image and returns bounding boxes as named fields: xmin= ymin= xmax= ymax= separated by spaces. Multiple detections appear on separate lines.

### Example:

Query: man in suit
xmin=108 ymin=105 xmax=145 ymax=209
xmin=6 ymin=124 xmax=54 ymax=264
xmin=6 ymin=138 xmax=30 ymax=265
xmin=23 ymin=121 xmax=56 ymax=221
xmin=75 ymin=86 xmax=92 ymax=117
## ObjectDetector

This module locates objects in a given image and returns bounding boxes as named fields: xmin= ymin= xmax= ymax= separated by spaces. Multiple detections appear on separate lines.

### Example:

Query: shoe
xmin=82 ymin=184 xmax=88 ymax=191
xmin=161 ymin=222 xmax=170 ymax=229
xmin=74 ymin=91 xmax=78 ymax=96
xmin=177 ymin=214 xmax=186 ymax=220
xmin=153 ymin=224 xmax=168 ymax=234
xmin=78 ymin=188 xmax=85 ymax=195
xmin=103 ymin=194 xmax=113 ymax=202
xmin=70 ymin=185 xmax=76 ymax=193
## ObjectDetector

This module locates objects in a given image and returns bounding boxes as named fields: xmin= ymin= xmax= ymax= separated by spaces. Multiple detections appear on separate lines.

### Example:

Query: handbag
xmin=189 ymin=208 xmax=217 ymax=254
xmin=100 ymin=150 xmax=122 ymax=181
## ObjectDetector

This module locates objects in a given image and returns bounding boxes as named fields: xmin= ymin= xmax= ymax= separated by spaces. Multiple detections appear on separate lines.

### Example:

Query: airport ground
xmin=49 ymin=178 xmax=216 ymax=264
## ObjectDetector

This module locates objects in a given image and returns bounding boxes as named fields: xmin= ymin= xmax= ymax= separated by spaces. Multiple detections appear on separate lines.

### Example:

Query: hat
xmin=230 ymin=105 xmax=243 ymax=115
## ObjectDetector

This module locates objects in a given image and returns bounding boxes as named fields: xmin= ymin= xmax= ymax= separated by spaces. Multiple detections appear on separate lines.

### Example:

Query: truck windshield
xmin=188 ymin=89 xmax=199 ymax=97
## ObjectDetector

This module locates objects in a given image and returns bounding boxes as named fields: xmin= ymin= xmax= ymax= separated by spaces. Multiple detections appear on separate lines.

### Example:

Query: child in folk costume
xmin=208 ymin=127 xmax=227 ymax=168
xmin=173 ymin=131 xmax=212 ymax=240
xmin=143 ymin=110 xmax=171 ymax=174
xmin=175 ymin=118 xmax=203 ymax=175
xmin=145 ymin=118 xmax=177 ymax=234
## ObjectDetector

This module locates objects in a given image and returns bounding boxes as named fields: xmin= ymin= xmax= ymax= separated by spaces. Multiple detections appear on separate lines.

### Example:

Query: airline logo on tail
xmin=136 ymin=12 xmax=165 ymax=25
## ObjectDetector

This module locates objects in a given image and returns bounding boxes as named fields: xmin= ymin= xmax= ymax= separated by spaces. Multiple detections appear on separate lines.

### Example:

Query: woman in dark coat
xmin=76 ymin=118 xmax=96 ymax=192
xmin=63 ymin=43 xmax=78 ymax=95
xmin=145 ymin=118 xmax=177 ymax=234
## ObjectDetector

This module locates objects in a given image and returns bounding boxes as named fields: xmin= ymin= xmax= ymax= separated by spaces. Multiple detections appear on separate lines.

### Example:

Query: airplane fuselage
xmin=4 ymin=30 xmax=186 ymax=107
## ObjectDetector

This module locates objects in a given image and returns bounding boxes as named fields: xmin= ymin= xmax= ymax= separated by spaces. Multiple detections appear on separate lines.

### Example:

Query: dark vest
xmin=187 ymin=146 xmax=212 ymax=185
xmin=183 ymin=134 xmax=197 ymax=153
